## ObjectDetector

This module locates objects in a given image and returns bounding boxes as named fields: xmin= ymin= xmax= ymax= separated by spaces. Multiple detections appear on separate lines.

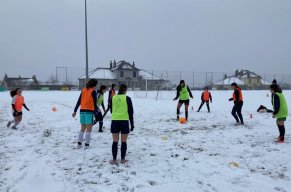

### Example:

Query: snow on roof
xmin=240 ymin=73 xmax=260 ymax=78
xmin=139 ymin=70 xmax=161 ymax=80
xmin=112 ymin=60 xmax=138 ymax=70
xmin=214 ymin=76 xmax=244 ymax=85
xmin=79 ymin=68 xmax=115 ymax=80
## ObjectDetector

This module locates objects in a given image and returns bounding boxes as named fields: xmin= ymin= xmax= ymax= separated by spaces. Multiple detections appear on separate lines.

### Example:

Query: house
xmin=79 ymin=60 xmax=168 ymax=90
xmin=1 ymin=74 xmax=39 ymax=90
xmin=235 ymin=70 xmax=262 ymax=86
xmin=213 ymin=70 xmax=271 ymax=90
xmin=213 ymin=76 xmax=244 ymax=90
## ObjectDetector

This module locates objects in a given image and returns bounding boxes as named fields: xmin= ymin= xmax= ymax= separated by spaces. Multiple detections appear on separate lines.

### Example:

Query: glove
xmin=27 ymin=108 xmax=30 ymax=111
xmin=131 ymin=125 xmax=135 ymax=132
xmin=13 ymin=112 xmax=18 ymax=116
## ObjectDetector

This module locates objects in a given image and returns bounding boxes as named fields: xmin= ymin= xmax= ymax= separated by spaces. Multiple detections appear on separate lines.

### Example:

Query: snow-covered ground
xmin=0 ymin=90 xmax=290 ymax=192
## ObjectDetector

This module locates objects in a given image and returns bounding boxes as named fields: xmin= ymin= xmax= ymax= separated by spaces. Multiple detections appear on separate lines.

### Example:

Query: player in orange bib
xmin=197 ymin=87 xmax=212 ymax=113
xmin=73 ymin=79 xmax=100 ymax=149
xmin=229 ymin=83 xmax=244 ymax=125
xmin=7 ymin=88 xmax=30 ymax=129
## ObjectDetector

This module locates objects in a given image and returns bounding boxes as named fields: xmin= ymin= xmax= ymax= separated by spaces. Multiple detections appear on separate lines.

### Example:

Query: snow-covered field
xmin=0 ymin=90 xmax=291 ymax=192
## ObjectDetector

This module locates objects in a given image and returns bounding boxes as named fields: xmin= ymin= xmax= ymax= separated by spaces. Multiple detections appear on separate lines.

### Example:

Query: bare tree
xmin=47 ymin=73 xmax=57 ymax=85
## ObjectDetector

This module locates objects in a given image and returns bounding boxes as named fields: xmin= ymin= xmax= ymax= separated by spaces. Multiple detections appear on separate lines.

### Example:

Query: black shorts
xmin=111 ymin=120 xmax=130 ymax=134
xmin=13 ymin=111 xmax=23 ymax=117
xmin=179 ymin=99 xmax=190 ymax=105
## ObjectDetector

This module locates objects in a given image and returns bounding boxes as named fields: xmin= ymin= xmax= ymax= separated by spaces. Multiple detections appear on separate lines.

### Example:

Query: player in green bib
xmin=173 ymin=80 xmax=193 ymax=121
xmin=96 ymin=85 xmax=107 ymax=132
xmin=110 ymin=84 xmax=134 ymax=164
xmin=270 ymin=83 xmax=288 ymax=143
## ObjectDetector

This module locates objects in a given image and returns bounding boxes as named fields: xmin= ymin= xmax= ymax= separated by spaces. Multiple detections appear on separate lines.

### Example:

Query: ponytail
xmin=10 ymin=88 xmax=20 ymax=97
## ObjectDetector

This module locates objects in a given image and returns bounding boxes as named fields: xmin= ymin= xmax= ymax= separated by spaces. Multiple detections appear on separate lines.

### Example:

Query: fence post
xmin=192 ymin=72 xmax=195 ymax=89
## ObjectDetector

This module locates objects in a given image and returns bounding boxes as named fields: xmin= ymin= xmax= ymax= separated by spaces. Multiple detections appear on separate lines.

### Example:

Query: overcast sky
xmin=0 ymin=0 xmax=291 ymax=82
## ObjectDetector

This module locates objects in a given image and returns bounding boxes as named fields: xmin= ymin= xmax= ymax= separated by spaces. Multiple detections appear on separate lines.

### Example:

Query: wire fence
xmin=52 ymin=67 xmax=291 ymax=90
xmin=149 ymin=70 xmax=291 ymax=89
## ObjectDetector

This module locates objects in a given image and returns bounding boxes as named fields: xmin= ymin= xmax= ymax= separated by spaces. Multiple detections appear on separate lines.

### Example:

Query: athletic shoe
xmin=98 ymin=129 xmax=103 ymax=133
xmin=11 ymin=126 xmax=17 ymax=130
xmin=277 ymin=140 xmax=285 ymax=144
xmin=77 ymin=142 xmax=82 ymax=149
xmin=120 ymin=159 xmax=129 ymax=164
xmin=7 ymin=121 xmax=12 ymax=127
xmin=109 ymin=160 xmax=118 ymax=165
xmin=84 ymin=143 xmax=90 ymax=150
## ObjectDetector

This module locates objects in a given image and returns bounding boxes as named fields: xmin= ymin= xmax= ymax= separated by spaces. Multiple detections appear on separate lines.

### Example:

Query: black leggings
xmin=198 ymin=101 xmax=210 ymax=112
xmin=232 ymin=102 xmax=244 ymax=124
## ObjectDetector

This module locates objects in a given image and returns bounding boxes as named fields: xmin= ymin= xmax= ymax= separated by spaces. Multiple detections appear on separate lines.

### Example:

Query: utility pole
xmin=84 ymin=0 xmax=89 ymax=83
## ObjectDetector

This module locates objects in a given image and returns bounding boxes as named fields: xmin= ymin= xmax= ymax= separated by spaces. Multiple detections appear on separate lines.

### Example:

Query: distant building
xmin=1 ymin=74 xmax=39 ymax=90
xmin=79 ymin=60 xmax=169 ymax=90
xmin=213 ymin=69 xmax=271 ymax=90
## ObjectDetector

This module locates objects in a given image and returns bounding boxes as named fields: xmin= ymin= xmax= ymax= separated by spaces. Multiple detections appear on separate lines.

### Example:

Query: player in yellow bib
xmin=270 ymin=83 xmax=288 ymax=143
xmin=110 ymin=84 xmax=134 ymax=164
xmin=173 ymin=80 xmax=193 ymax=121
xmin=96 ymin=85 xmax=107 ymax=132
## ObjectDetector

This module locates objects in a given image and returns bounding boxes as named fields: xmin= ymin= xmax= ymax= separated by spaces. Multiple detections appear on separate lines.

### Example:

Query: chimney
xmin=133 ymin=61 xmax=135 ymax=68
xmin=113 ymin=60 xmax=117 ymax=68
xmin=110 ymin=60 xmax=112 ymax=69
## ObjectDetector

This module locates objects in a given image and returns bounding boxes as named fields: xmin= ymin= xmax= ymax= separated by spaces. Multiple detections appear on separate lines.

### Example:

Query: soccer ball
xmin=179 ymin=118 xmax=186 ymax=124
xmin=43 ymin=129 xmax=52 ymax=137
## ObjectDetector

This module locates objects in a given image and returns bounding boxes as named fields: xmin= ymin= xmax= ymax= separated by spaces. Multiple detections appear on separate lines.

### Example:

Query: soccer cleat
xmin=7 ymin=121 xmax=12 ymax=127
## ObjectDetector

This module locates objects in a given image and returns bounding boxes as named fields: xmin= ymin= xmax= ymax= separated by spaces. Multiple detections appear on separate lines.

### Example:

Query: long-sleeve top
xmin=229 ymin=89 xmax=242 ymax=104
xmin=174 ymin=86 xmax=193 ymax=100
xmin=74 ymin=90 xmax=99 ymax=113
xmin=201 ymin=92 xmax=212 ymax=102
xmin=108 ymin=89 xmax=115 ymax=107
xmin=97 ymin=91 xmax=106 ymax=111
xmin=272 ymin=94 xmax=280 ymax=115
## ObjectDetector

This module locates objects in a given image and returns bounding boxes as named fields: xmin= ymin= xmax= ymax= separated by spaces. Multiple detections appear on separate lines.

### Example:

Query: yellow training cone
xmin=229 ymin=161 xmax=239 ymax=168
xmin=161 ymin=136 xmax=168 ymax=141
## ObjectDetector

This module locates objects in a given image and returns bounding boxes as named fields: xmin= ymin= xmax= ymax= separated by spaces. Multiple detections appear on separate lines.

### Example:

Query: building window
xmin=120 ymin=71 xmax=124 ymax=77
xmin=133 ymin=71 xmax=137 ymax=77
